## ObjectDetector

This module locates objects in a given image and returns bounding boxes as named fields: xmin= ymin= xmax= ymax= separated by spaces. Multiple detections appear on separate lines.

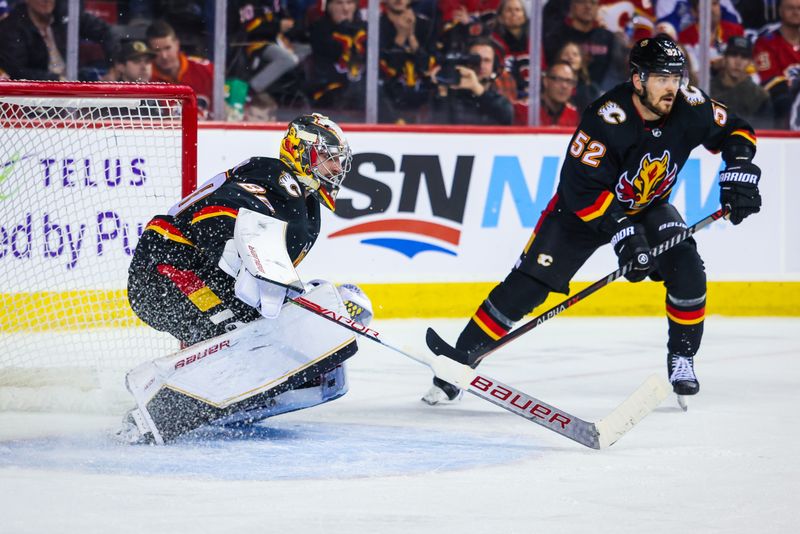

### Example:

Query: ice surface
xmin=1 ymin=317 xmax=799 ymax=533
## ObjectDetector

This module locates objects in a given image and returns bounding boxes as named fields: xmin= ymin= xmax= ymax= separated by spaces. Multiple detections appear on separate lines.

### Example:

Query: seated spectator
xmin=677 ymin=0 xmax=744 ymax=77
xmin=0 ymin=0 xmax=114 ymax=81
xmin=540 ymin=61 xmax=580 ymax=127
xmin=711 ymin=36 xmax=773 ymax=129
xmin=226 ymin=1 xmax=310 ymax=106
xmin=112 ymin=40 xmax=156 ymax=83
xmin=543 ymin=0 xmax=627 ymax=90
xmin=431 ymin=37 xmax=514 ymax=125
xmin=307 ymin=0 xmax=368 ymax=112
xmin=379 ymin=0 xmax=436 ymax=123
xmin=555 ymin=40 xmax=601 ymax=112
xmin=753 ymin=0 xmax=800 ymax=129
xmin=147 ymin=19 xmax=214 ymax=118
xmin=490 ymin=0 xmax=530 ymax=101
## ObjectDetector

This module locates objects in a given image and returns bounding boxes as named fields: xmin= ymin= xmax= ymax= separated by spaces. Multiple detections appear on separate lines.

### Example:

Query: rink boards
xmin=1 ymin=126 xmax=798 ymax=331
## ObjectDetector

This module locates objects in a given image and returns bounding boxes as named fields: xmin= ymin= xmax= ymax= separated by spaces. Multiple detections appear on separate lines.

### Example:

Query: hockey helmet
xmin=629 ymin=34 xmax=687 ymax=85
xmin=280 ymin=113 xmax=352 ymax=211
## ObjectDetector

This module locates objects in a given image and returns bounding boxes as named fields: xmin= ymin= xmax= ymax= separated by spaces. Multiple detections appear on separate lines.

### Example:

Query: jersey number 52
xmin=569 ymin=131 xmax=606 ymax=168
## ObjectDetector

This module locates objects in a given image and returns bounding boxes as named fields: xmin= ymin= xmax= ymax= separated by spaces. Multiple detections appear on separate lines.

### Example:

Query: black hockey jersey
xmin=130 ymin=157 xmax=320 ymax=275
xmin=556 ymin=82 xmax=757 ymax=233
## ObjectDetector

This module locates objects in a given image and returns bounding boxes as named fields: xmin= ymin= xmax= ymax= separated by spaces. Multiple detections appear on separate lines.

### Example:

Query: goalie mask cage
xmin=0 ymin=81 xmax=197 ymax=412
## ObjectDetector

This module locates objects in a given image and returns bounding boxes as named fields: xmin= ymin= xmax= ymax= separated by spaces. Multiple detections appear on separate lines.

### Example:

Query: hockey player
xmin=120 ymin=113 xmax=373 ymax=444
xmin=423 ymin=34 xmax=762 ymax=405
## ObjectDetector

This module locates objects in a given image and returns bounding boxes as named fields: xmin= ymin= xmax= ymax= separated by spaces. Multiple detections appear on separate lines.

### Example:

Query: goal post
xmin=0 ymin=81 xmax=198 ymax=412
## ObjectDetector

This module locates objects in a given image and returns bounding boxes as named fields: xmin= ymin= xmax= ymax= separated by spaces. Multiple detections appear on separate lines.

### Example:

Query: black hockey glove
xmin=610 ymin=219 xmax=653 ymax=283
xmin=719 ymin=162 xmax=761 ymax=225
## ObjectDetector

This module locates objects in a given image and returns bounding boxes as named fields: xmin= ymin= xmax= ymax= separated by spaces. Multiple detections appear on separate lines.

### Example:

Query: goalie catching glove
xmin=719 ymin=162 xmax=761 ymax=225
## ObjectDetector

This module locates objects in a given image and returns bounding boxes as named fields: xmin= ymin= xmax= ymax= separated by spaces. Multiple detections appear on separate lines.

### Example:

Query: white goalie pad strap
xmin=124 ymin=362 xmax=167 ymax=445
xmin=233 ymin=269 xmax=287 ymax=319
xmin=125 ymin=281 xmax=354 ymax=413
xmin=218 ymin=239 xmax=241 ymax=278
xmin=234 ymin=207 xmax=302 ymax=291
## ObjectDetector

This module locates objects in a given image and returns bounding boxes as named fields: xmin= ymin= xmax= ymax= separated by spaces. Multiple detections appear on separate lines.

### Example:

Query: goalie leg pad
xmin=138 ymin=340 xmax=355 ymax=442
xmin=213 ymin=364 xmax=349 ymax=426
xmin=124 ymin=282 xmax=357 ymax=443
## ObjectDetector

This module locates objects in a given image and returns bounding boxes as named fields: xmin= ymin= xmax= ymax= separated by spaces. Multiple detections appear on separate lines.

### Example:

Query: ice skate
xmin=668 ymin=353 xmax=699 ymax=411
xmin=421 ymin=377 xmax=463 ymax=405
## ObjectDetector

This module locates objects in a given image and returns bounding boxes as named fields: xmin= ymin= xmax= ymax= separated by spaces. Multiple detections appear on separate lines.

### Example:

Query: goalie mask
xmin=280 ymin=113 xmax=352 ymax=211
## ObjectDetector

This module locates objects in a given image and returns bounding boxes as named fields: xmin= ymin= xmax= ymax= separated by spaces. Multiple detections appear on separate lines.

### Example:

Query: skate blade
xmin=676 ymin=394 xmax=689 ymax=411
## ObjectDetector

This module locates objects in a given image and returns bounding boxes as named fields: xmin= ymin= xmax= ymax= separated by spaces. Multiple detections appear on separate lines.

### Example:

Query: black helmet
xmin=629 ymin=34 xmax=687 ymax=78
xmin=280 ymin=113 xmax=352 ymax=211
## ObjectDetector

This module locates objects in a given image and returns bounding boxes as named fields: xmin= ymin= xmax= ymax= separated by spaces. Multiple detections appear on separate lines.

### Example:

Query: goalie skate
xmin=115 ymin=408 xmax=156 ymax=445
xmin=421 ymin=377 xmax=463 ymax=405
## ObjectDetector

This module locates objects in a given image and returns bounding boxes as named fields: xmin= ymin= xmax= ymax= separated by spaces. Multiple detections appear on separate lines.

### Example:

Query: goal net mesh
xmin=0 ymin=83 xmax=195 ymax=412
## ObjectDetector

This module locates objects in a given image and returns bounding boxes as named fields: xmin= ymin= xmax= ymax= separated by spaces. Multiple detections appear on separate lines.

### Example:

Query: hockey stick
xmin=275 ymin=289 xmax=670 ymax=449
xmin=426 ymin=207 xmax=729 ymax=366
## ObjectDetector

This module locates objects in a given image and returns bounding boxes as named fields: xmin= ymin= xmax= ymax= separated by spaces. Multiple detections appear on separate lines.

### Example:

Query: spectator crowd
xmin=0 ymin=0 xmax=796 ymax=129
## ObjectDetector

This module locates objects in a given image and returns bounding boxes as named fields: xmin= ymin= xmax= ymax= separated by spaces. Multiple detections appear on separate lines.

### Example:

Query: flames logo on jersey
xmin=598 ymin=101 xmax=626 ymax=124
xmin=615 ymin=151 xmax=677 ymax=210
xmin=680 ymin=85 xmax=705 ymax=106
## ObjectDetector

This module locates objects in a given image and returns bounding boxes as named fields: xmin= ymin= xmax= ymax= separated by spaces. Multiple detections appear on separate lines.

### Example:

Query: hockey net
xmin=0 ymin=82 xmax=197 ymax=413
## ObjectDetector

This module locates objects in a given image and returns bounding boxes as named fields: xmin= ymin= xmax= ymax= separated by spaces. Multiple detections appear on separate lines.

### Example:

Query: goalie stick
xmin=237 ymin=231 xmax=671 ymax=448
xmin=275 ymin=294 xmax=670 ymax=449
xmin=426 ymin=208 xmax=729 ymax=367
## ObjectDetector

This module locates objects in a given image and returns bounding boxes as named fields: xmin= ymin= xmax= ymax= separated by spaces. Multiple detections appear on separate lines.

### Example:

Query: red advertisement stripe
xmin=328 ymin=218 xmax=460 ymax=245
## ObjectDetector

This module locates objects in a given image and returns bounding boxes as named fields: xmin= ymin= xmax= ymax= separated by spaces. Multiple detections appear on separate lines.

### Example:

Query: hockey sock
xmin=455 ymin=299 xmax=513 ymax=359
xmin=665 ymin=293 xmax=705 ymax=357
xmin=455 ymin=270 xmax=549 ymax=366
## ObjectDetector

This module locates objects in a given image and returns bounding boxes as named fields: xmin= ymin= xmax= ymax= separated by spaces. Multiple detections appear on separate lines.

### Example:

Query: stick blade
xmin=425 ymin=328 xmax=468 ymax=364
xmin=594 ymin=374 xmax=671 ymax=449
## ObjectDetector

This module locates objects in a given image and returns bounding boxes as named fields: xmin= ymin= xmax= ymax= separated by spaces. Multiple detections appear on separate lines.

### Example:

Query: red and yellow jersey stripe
xmin=191 ymin=205 xmax=238 ymax=225
xmin=730 ymin=129 xmax=757 ymax=146
xmin=666 ymin=304 xmax=705 ymax=325
xmin=524 ymin=194 xmax=560 ymax=255
xmin=575 ymin=191 xmax=615 ymax=222
xmin=144 ymin=218 xmax=194 ymax=246
xmin=156 ymin=264 xmax=222 ymax=312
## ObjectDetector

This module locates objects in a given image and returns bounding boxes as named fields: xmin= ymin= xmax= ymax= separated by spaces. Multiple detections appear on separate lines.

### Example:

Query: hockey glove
xmin=610 ymin=219 xmax=653 ymax=283
xmin=719 ymin=162 xmax=761 ymax=225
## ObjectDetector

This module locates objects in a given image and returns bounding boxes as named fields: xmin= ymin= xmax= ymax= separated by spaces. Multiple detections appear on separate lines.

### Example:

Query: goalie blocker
xmin=121 ymin=281 xmax=367 ymax=444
